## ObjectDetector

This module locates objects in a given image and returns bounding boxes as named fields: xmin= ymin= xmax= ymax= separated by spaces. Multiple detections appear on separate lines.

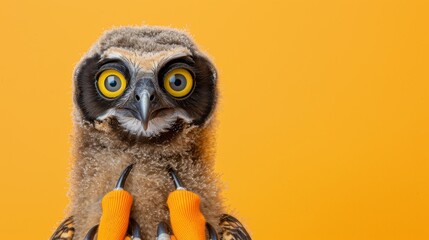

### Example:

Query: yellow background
xmin=0 ymin=0 xmax=428 ymax=239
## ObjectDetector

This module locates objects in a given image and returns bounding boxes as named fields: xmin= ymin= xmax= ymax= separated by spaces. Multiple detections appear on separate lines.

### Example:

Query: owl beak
xmin=137 ymin=90 xmax=151 ymax=130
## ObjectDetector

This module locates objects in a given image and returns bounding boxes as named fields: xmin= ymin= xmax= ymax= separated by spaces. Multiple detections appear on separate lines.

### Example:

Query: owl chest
xmin=77 ymin=144 xmax=190 ymax=203
xmin=71 ymin=129 xmax=223 ymax=238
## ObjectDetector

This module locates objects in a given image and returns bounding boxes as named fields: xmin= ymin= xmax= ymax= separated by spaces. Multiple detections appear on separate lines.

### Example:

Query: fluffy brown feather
xmin=69 ymin=117 xmax=224 ymax=239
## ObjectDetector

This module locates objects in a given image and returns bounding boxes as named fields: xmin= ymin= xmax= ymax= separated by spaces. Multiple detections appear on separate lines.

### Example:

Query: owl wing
xmin=50 ymin=216 xmax=75 ymax=240
xmin=219 ymin=214 xmax=252 ymax=240
xmin=50 ymin=214 xmax=251 ymax=240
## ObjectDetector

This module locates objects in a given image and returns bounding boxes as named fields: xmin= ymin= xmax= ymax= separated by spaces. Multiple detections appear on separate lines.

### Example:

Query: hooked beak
xmin=136 ymin=90 xmax=151 ymax=130
xmin=133 ymin=77 xmax=157 ymax=131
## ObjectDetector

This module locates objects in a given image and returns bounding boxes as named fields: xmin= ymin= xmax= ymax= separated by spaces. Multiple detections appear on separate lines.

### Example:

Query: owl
xmin=50 ymin=26 xmax=251 ymax=240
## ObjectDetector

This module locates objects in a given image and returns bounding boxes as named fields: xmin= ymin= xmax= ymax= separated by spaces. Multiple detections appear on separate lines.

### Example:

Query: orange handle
xmin=167 ymin=190 xmax=206 ymax=240
xmin=97 ymin=190 xmax=133 ymax=240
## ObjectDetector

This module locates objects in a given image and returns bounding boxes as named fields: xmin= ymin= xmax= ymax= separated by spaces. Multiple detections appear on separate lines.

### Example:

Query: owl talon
xmin=115 ymin=164 xmax=134 ymax=189
xmin=156 ymin=222 xmax=172 ymax=240
xmin=128 ymin=218 xmax=142 ymax=240
xmin=206 ymin=223 xmax=219 ymax=240
xmin=168 ymin=166 xmax=186 ymax=190
xmin=83 ymin=224 xmax=98 ymax=240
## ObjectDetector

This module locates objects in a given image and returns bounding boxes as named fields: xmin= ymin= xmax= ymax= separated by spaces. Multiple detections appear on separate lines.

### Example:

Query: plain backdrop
xmin=0 ymin=0 xmax=428 ymax=239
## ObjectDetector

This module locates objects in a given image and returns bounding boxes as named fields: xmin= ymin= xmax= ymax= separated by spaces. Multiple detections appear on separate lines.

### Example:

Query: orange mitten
xmin=97 ymin=189 xmax=133 ymax=240
xmin=167 ymin=189 xmax=206 ymax=240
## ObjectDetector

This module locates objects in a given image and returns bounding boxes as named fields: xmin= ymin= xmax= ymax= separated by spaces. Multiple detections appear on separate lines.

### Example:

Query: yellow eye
xmin=163 ymin=68 xmax=194 ymax=98
xmin=97 ymin=69 xmax=127 ymax=98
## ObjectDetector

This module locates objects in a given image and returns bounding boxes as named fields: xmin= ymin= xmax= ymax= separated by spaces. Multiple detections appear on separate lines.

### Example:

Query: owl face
xmin=74 ymin=27 xmax=217 ymax=139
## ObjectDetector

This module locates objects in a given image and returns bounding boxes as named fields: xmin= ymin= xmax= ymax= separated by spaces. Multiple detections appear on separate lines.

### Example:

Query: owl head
xmin=73 ymin=26 xmax=217 ymax=141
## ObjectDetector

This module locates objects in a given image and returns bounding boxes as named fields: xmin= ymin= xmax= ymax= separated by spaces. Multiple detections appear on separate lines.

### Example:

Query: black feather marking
xmin=219 ymin=214 xmax=252 ymax=240
xmin=156 ymin=53 xmax=217 ymax=125
xmin=75 ymin=54 xmax=134 ymax=121
xmin=50 ymin=216 xmax=75 ymax=240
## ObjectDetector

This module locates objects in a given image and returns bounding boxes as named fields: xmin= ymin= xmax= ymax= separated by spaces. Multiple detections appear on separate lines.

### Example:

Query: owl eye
xmin=97 ymin=69 xmax=127 ymax=98
xmin=163 ymin=68 xmax=194 ymax=98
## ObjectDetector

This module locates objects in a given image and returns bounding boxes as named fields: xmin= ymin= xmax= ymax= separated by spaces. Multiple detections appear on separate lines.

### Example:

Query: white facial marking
xmin=96 ymin=108 xmax=192 ymax=137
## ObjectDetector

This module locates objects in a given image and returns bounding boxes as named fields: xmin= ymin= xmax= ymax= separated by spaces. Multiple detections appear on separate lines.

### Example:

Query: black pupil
xmin=169 ymin=74 xmax=187 ymax=91
xmin=105 ymin=75 xmax=121 ymax=92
